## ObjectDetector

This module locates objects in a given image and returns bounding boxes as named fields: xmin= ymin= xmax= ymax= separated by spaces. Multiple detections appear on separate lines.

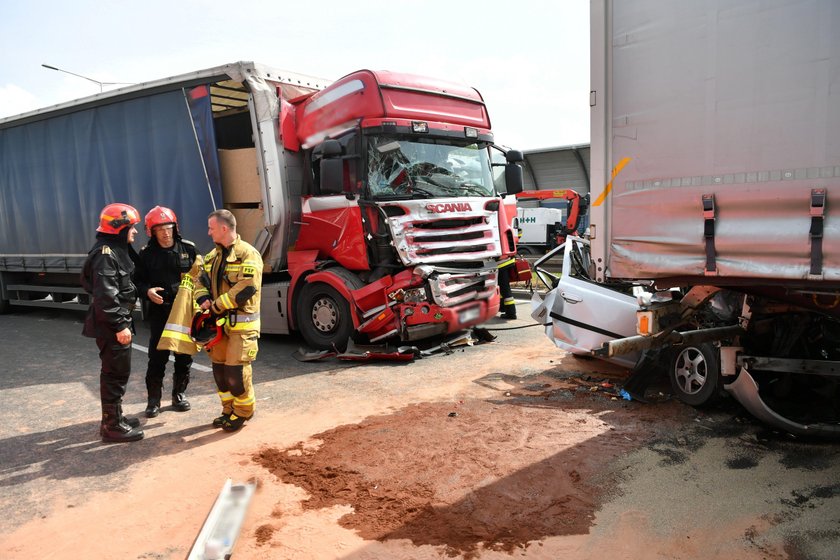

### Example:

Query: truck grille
xmin=386 ymin=200 xmax=503 ymax=265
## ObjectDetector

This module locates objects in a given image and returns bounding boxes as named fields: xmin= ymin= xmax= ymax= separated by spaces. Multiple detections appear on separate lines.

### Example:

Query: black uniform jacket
xmin=81 ymin=234 xmax=138 ymax=338
xmin=134 ymin=236 xmax=197 ymax=306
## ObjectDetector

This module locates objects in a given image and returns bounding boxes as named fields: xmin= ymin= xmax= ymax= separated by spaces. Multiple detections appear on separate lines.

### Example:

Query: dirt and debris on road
xmin=253 ymin=394 xmax=690 ymax=557
xmin=2 ymin=308 xmax=840 ymax=560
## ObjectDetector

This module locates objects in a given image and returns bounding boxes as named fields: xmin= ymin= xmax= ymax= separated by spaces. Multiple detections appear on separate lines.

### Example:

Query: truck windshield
xmin=367 ymin=135 xmax=494 ymax=199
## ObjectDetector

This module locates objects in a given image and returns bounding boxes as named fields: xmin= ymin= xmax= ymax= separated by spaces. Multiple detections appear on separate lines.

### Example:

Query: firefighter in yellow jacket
xmin=195 ymin=209 xmax=263 ymax=432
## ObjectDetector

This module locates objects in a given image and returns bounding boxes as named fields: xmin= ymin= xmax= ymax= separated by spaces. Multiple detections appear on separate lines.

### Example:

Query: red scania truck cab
xmin=0 ymin=62 xmax=522 ymax=353
xmin=285 ymin=70 xmax=524 ymax=350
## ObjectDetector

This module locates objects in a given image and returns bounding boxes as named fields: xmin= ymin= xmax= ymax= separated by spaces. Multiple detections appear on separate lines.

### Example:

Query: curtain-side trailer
xmin=0 ymin=61 xmax=524 ymax=350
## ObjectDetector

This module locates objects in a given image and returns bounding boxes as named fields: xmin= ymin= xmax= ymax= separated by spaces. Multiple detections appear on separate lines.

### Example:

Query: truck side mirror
xmin=320 ymin=159 xmax=343 ymax=194
xmin=505 ymin=163 xmax=523 ymax=195
xmin=319 ymin=140 xmax=344 ymax=195
xmin=505 ymin=150 xmax=524 ymax=164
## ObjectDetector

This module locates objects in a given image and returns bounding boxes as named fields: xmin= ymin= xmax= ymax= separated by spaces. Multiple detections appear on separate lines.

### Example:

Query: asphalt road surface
xmin=1 ymin=297 xmax=838 ymax=559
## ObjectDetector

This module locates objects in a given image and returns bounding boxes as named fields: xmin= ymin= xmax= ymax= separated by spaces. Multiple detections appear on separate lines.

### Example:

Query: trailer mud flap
xmin=725 ymin=368 xmax=840 ymax=438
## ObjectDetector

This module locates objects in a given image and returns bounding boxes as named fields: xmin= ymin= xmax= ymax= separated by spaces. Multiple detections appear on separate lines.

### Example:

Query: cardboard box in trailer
xmin=0 ymin=62 xmax=526 ymax=350
xmin=534 ymin=0 xmax=840 ymax=436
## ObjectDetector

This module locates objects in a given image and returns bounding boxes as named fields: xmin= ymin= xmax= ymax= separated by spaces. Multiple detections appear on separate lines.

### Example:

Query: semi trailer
xmin=0 ymin=61 xmax=524 ymax=350
xmin=535 ymin=0 xmax=840 ymax=435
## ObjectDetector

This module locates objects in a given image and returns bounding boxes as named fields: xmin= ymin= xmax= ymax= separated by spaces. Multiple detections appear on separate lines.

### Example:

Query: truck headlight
xmin=403 ymin=287 xmax=428 ymax=303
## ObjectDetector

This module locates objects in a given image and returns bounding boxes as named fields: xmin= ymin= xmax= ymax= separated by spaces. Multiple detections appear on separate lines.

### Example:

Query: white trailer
xmin=535 ymin=0 xmax=840 ymax=436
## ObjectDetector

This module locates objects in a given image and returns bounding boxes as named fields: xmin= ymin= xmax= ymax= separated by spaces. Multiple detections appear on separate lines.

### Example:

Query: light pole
xmin=41 ymin=64 xmax=133 ymax=92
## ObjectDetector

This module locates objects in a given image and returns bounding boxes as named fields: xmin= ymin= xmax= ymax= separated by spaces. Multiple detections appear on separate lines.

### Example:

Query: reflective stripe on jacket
xmin=158 ymin=257 xmax=203 ymax=355
xmin=197 ymin=235 xmax=263 ymax=333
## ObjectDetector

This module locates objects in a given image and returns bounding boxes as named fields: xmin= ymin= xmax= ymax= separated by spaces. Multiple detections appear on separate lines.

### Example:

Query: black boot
xmin=145 ymin=378 xmax=162 ymax=417
xmin=171 ymin=392 xmax=191 ymax=412
xmin=145 ymin=399 xmax=161 ymax=418
xmin=172 ymin=363 xmax=191 ymax=412
xmin=101 ymin=404 xmax=144 ymax=443
xmin=119 ymin=404 xmax=141 ymax=428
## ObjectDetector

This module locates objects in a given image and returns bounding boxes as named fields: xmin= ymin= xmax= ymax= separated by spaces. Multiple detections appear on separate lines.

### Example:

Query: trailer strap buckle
xmin=810 ymin=188 xmax=826 ymax=276
xmin=702 ymin=194 xmax=716 ymax=275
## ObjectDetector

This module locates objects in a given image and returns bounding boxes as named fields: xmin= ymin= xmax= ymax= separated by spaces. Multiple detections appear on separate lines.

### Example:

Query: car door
xmin=532 ymin=238 xmax=640 ymax=368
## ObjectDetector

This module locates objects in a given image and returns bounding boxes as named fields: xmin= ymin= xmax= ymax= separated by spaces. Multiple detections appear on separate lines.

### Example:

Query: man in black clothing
xmin=81 ymin=203 xmax=145 ymax=443
xmin=135 ymin=206 xmax=197 ymax=418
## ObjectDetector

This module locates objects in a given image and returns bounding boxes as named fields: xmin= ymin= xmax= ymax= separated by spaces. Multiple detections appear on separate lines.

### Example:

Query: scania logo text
xmin=425 ymin=202 xmax=473 ymax=213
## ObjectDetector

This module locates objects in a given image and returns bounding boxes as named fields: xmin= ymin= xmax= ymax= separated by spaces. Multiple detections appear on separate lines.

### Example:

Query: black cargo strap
xmin=702 ymin=194 xmax=716 ymax=275
xmin=810 ymin=188 xmax=826 ymax=276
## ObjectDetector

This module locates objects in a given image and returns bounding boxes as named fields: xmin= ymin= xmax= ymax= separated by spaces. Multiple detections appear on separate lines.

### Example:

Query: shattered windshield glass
xmin=367 ymin=135 xmax=495 ymax=199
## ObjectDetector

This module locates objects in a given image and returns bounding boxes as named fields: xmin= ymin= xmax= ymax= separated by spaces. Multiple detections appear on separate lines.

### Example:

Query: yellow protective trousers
xmin=207 ymin=331 xmax=258 ymax=418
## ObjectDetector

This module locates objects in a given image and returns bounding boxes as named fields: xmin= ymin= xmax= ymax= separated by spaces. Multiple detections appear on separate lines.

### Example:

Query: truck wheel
xmin=296 ymin=282 xmax=353 ymax=351
xmin=668 ymin=343 xmax=720 ymax=406
xmin=518 ymin=246 xmax=537 ymax=256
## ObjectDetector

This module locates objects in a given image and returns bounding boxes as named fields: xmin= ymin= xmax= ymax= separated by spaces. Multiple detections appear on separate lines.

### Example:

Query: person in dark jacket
xmin=134 ymin=206 xmax=198 ymax=418
xmin=81 ymin=203 xmax=145 ymax=443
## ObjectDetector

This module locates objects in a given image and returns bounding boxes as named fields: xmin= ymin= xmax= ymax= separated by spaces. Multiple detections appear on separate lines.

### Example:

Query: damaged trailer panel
xmin=570 ymin=0 xmax=840 ymax=434
xmin=589 ymin=0 xmax=840 ymax=287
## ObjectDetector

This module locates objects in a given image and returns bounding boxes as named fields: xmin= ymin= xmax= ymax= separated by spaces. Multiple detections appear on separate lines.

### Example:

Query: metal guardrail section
xmin=187 ymin=478 xmax=256 ymax=560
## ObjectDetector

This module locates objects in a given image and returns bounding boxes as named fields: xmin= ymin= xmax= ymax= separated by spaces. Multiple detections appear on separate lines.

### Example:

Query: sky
xmin=0 ymin=0 xmax=590 ymax=151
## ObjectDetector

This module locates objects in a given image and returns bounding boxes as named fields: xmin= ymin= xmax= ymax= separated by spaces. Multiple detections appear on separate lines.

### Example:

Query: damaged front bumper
xmin=725 ymin=368 xmax=840 ymax=438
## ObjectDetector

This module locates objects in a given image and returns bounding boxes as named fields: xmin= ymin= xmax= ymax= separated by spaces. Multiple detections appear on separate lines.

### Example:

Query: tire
xmin=295 ymin=282 xmax=354 ymax=351
xmin=518 ymin=246 xmax=537 ymax=256
xmin=668 ymin=343 xmax=720 ymax=406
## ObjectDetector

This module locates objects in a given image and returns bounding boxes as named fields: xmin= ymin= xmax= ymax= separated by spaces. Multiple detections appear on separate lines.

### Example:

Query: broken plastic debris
xmin=619 ymin=389 xmax=632 ymax=401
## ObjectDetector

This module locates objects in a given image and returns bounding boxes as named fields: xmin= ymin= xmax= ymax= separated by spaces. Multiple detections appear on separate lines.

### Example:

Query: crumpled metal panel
xmin=428 ymin=268 xmax=497 ymax=307
xmin=726 ymin=368 xmax=840 ymax=437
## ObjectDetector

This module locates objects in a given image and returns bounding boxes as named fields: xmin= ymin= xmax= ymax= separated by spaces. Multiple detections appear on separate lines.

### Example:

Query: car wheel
xmin=668 ymin=343 xmax=720 ymax=406
xmin=296 ymin=282 xmax=353 ymax=351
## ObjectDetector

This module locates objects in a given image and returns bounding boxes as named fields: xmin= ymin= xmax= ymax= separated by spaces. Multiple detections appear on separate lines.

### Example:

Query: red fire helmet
xmin=144 ymin=206 xmax=179 ymax=236
xmin=96 ymin=203 xmax=141 ymax=234
xmin=190 ymin=311 xmax=223 ymax=349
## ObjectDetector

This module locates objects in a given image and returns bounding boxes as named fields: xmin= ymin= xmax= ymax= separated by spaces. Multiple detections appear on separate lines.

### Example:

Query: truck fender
xmin=293 ymin=267 xmax=364 ymax=329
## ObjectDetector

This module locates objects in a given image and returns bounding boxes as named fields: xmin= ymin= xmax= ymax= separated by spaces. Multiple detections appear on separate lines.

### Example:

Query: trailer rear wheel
xmin=669 ymin=343 xmax=720 ymax=406
xmin=296 ymin=282 xmax=353 ymax=352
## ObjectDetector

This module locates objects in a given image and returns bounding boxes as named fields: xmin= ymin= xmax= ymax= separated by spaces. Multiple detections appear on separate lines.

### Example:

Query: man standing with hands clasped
xmin=195 ymin=209 xmax=263 ymax=432
xmin=81 ymin=203 xmax=145 ymax=443
xmin=135 ymin=206 xmax=197 ymax=418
